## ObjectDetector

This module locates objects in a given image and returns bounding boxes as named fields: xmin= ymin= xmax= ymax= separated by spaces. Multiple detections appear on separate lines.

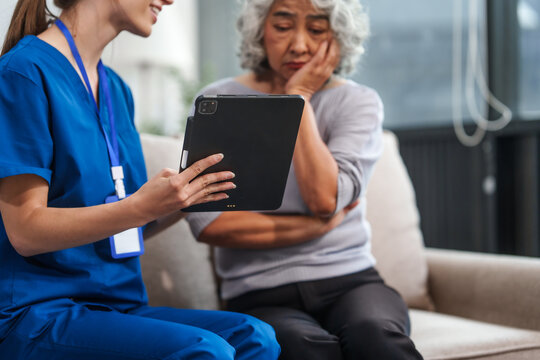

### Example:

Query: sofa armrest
xmin=426 ymin=248 xmax=540 ymax=331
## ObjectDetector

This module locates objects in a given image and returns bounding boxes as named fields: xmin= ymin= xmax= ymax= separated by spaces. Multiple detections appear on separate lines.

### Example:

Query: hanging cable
xmin=452 ymin=0 xmax=513 ymax=147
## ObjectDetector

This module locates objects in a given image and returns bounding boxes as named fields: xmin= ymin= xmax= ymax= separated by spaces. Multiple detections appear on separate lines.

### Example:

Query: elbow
xmin=15 ymin=248 xmax=37 ymax=258
xmin=307 ymin=196 xmax=337 ymax=218
xmin=8 ymin=234 xmax=40 ymax=257
xmin=5 ymin=226 xmax=43 ymax=257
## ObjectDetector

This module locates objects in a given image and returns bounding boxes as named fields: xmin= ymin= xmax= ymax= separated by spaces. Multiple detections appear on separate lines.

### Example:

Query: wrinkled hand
xmin=285 ymin=38 xmax=340 ymax=101
xmin=128 ymin=154 xmax=235 ymax=223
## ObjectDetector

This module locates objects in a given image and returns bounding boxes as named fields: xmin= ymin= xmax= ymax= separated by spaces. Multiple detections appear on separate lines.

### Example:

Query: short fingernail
xmin=216 ymin=153 xmax=224 ymax=160
xmin=231 ymin=183 xmax=237 ymax=189
xmin=228 ymin=172 xmax=235 ymax=179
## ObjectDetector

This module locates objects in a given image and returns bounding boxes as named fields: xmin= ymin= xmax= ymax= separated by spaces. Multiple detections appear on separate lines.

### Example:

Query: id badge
xmin=105 ymin=195 xmax=145 ymax=259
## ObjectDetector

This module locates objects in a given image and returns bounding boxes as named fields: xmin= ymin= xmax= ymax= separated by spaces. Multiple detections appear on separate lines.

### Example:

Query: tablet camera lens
xmin=199 ymin=100 xmax=218 ymax=114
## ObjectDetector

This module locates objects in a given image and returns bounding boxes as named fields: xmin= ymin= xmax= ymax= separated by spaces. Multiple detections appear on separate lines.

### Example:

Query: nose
xmin=289 ymin=30 xmax=310 ymax=55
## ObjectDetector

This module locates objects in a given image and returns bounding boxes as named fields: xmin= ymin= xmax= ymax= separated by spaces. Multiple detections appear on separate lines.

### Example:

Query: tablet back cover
xmin=181 ymin=95 xmax=304 ymax=212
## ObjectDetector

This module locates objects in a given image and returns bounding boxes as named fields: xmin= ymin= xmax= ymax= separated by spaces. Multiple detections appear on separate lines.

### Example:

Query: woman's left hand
xmin=285 ymin=38 xmax=340 ymax=101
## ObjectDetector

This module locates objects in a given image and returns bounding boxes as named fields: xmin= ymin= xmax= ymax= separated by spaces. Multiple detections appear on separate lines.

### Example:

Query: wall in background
xmin=0 ymin=0 xmax=198 ymax=136
xmin=104 ymin=1 xmax=198 ymax=136
xmin=198 ymin=1 xmax=242 ymax=82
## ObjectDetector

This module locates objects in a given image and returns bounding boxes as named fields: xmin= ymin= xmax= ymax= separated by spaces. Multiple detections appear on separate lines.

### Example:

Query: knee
xmin=278 ymin=323 xmax=335 ymax=348
xmin=240 ymin=315 xmax=281 ymax=359
xmin=345 ymin=318 xmax=420 ymax=359
xmin=350 ymin=317 xmax=403 ymax=340
xmin=168 ymin=334 xmax=236 ymax=360
xmin=274 ymin=323 xmax=341 ymax=360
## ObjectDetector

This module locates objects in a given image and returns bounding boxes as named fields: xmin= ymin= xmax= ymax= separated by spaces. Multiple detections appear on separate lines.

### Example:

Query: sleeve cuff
xmin=0 ymin=164 xmax=52 ymax=184
xmin=334 ymin=171 xmax=357 ymax=214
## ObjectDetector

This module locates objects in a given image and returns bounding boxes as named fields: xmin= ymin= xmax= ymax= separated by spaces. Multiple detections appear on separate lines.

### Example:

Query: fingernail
xmin=228 ymin=172 xmax=236 ymax=179
xmin=231 ymin=183 xmax=237 ymax=189
xmin=216 ymin=153 xmax=224 ymax=160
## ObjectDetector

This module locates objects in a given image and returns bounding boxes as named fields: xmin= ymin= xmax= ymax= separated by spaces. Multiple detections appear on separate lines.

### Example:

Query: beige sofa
xmin=139 ymin=132 xmax=540 ymax=360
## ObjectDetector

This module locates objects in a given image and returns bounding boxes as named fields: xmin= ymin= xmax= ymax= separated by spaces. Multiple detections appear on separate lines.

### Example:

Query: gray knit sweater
xmin=186 ymin=78 xmax=384 ymax=300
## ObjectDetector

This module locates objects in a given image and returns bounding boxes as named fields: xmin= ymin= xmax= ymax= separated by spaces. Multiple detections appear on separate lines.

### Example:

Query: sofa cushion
xmin=139 ymin=133 xmax=220 ymax=310
xmin=138 ymin=131 xmax=432 ymax=311
xmin=366 ymin=131 xmax=433 ymax=310
xmin=410 ymin=310 xmax=540 ymax=360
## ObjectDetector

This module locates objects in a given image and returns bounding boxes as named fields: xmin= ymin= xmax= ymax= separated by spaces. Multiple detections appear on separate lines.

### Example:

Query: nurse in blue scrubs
xmin=0 ymin=0 xmax=280 ymax=359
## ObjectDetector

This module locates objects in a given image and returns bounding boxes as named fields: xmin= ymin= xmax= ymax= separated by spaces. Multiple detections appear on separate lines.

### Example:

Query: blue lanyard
xmin=56 ymin=19 xmax=126 ymax=199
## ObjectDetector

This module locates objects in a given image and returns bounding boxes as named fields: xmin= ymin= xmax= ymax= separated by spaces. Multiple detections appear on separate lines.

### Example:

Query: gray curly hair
xmin=236 ymin=0 xmax=370 ymax=75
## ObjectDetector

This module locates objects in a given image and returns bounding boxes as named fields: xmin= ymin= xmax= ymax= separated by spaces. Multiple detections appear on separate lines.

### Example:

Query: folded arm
xmin=289 ymin=93 xmax=384 ymax=218
xmin=285 ymin=40 xmax=340 ymax=217
xmin=197 ymin=202 xmax=357 ymax=249
xmin=291 ymin=101 xmax=339 ymax=217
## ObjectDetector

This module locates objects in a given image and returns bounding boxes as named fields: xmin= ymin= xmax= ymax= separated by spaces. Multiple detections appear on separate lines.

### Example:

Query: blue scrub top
xmin=0 ymin=36 xmax=149 ymax=338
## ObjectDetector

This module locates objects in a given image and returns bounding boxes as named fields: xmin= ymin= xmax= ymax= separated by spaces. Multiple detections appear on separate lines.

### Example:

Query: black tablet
xmin=180 ymin=94 xmax=304 ymax=212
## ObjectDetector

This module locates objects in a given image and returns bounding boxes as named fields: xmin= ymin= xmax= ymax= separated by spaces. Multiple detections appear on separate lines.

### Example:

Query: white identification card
xmin=105 ymin=194 xmax=145 ymax=259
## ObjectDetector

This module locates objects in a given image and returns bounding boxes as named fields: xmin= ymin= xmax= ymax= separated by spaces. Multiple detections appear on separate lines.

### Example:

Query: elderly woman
xmin=186 ymin=0 xmax=423 ymax=359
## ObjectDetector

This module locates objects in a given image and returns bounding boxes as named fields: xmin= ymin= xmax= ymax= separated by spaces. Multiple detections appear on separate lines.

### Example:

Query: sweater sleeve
xmin=324 ymin=84 xmax=384 ymax=213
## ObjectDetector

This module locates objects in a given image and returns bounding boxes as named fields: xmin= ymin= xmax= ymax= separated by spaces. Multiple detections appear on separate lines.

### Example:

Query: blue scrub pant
xmin=0 ymin=300 xmax=280 ymax=359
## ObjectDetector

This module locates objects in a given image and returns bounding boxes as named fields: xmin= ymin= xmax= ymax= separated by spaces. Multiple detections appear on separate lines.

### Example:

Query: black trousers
xmin=226 ymin=268 xmax=424 ymax=360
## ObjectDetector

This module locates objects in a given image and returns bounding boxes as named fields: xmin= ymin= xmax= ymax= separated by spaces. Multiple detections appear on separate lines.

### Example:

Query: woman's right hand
xmin=285 ymin=38 xmax=340 ymax=101
xmin=128 ymin=153 xmax=235 ymax=225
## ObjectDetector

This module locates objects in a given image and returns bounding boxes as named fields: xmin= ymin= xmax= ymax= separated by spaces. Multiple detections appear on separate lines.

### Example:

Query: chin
xmin=131 ymin=26 xmax=153 ymax=38
xmin=282 ymin=69 xmax=298 ymax=79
